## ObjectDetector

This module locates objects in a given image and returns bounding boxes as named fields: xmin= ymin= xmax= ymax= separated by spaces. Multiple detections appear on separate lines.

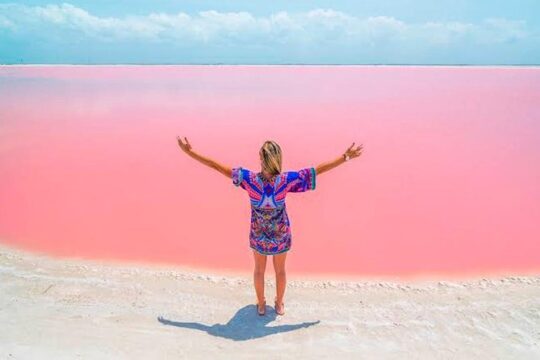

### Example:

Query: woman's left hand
xmin=177 ymin=136 xmax=193 ymax=154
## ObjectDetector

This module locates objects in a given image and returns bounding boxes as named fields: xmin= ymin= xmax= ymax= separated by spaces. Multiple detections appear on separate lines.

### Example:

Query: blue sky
xmin=0 ymin=1 xmax=539 ymax=64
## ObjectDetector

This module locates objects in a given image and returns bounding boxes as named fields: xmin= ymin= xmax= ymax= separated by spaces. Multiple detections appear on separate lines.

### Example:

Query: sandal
xmin=257 ymin=298 xmax=266 ymax=316
xmin=274 ymin=297 xmax=285 ymax=315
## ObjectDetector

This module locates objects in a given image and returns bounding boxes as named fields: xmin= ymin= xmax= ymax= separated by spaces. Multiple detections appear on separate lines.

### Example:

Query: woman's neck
xmin=260 ymin=170 xmax=276 ymax=180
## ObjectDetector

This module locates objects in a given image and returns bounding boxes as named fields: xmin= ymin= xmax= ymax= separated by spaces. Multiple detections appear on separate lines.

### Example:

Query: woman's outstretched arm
xmin=315 ymin=142 xmax=363 ymax=176
xmin=176 ymin=136 xmax=232 ymax=178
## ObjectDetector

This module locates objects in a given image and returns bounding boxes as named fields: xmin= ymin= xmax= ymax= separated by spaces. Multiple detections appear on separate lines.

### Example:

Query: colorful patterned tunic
xmin=232 ymin=166 xmax=317 ymax=255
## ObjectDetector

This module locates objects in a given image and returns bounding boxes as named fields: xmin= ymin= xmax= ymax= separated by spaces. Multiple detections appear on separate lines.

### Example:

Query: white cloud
xmin=0 ymin=2 xmax=534 ymax=47
xmin=481 ymin=18 xmax=529 ymax=43
xmin=0 ymin=15 xmax=14 ymax=30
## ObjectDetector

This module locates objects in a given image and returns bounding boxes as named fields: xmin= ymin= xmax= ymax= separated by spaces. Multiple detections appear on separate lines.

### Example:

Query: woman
xmin=176 ymin=137 xmax=363 ymax=316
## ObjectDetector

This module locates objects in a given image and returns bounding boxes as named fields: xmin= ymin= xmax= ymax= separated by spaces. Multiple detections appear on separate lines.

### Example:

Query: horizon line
xmin=1 ymin=63 xmax=539 ymax=67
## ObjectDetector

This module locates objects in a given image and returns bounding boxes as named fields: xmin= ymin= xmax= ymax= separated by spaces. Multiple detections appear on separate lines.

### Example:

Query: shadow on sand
xmin=157 ymin=304 xmax=320 ymax=341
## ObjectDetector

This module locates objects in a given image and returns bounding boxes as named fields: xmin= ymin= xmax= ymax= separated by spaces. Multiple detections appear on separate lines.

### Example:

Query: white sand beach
xmin=1 ymin=243 xmax=539 ymax=359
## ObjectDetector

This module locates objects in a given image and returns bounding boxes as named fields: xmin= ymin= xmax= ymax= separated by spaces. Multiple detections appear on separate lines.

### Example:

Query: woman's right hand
xmin=344 ymin=142 xmax=363 ymax=160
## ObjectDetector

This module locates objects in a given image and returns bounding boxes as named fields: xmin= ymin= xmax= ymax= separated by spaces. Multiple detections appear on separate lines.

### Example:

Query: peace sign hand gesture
xmin=177 ymin=136 xmax=193 ymax=154
xmin=344 ymin=142 xmax=363 ymax=160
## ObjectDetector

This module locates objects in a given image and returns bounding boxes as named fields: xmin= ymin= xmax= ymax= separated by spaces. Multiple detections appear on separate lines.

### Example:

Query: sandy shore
xmin=1 ymin=244 xmax=539 ymax=359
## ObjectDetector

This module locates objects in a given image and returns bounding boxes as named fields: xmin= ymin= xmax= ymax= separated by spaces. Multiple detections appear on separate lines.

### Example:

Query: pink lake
xmin=1 ymin=65 xmax=539 ymax=279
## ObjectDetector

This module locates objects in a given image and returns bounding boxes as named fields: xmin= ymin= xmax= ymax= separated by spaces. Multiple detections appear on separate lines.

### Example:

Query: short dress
xmin=232 ymin=166 xmax=317 ymax=255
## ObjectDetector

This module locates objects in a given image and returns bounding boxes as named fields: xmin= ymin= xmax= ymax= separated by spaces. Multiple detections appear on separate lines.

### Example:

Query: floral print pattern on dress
xmin=232 ymin=166 xmax=316 ymax=255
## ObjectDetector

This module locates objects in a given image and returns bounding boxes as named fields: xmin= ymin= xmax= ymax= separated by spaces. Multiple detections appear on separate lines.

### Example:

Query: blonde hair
xmin=259 ymin=140 xmax=282 ymax=176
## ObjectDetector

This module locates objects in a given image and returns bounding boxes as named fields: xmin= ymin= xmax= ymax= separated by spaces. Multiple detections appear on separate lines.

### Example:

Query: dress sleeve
xmin=232 ymin=166 xmax=250 ymax=190
xmin=286 ymin=167 xmax=316 ymax=193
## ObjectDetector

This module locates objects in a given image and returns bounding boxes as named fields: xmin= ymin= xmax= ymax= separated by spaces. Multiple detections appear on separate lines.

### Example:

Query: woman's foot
xmin=257 ymin=298 xmax=266 ymax=316
xmin=274 ymin=297 xmax=285 ymax=315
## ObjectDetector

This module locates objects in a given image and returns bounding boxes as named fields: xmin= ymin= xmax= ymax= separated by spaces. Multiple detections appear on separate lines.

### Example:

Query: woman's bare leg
xmin=272 ymin=251 xmax=287 ymax=309
xmin=252 ymin=250 xmax=267 ymax=309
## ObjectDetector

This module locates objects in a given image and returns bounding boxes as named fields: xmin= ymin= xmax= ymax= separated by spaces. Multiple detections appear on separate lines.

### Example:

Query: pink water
xmin=1 ymin=65 xmax=539 ymax=278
